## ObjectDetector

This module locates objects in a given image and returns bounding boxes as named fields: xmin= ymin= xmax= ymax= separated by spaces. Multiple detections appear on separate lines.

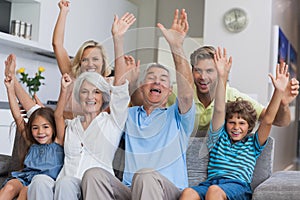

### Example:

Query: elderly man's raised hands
xmin=157 ymin=9 xmax=189 ymax=48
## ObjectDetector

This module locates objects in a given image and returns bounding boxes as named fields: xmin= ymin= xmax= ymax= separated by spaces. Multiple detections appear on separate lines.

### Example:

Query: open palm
xmin=269 ymin=63 xmax=289 ymax=93
xmin=157 ymin=9 xmax=189 ymax=47
xmin=111 ymin=12 xmax=136 ymax=36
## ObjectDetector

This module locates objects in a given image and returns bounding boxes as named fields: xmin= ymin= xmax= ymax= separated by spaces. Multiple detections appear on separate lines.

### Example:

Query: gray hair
xmin=139 ymin=63 xmax=172 ymax=86
xmin=73 ymin=72 xmax=111 ymax=111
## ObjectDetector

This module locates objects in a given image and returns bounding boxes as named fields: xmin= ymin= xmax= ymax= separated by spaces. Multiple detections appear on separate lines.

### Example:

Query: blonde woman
xmin=52 ymin=0 xmax=110 ymax=78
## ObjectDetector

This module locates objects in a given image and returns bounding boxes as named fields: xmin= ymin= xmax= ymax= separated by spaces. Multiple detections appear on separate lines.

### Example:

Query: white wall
xmin=203 ymin=0 xmax=299 ymax=171
xmin=204 ymin=0 xmax=272 ymax=105
xmin=270 ymin=0 xmax=299 ymax=170
xmin=64 ymin=0 xmax=138 ymax=64
xmin=0 ymin=45 xmax=60 ymax=103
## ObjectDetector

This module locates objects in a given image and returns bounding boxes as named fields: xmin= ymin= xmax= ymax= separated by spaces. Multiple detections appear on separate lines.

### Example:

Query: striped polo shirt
xmin=206 ymin=123 xmax=268 ymax=184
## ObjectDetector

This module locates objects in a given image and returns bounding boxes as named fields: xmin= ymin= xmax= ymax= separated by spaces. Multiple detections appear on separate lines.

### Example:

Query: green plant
xmin=17 ymin=66 xmax=45 ymax=97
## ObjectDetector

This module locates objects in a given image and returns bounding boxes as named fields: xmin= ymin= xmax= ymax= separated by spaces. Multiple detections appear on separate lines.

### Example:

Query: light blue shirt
xmin=123 ymin=100 xmax=195 ymax=190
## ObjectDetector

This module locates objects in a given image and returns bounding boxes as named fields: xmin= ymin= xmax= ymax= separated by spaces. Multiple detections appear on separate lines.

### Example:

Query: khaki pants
xmin=81 ymin=167 xmax=181 ymax=200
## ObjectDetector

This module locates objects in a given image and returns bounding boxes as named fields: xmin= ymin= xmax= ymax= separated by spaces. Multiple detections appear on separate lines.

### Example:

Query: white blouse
xmin=57 ymin=81 xmax=129 ymax=180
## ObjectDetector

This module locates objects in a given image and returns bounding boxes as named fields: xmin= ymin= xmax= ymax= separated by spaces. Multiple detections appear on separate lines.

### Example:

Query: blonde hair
xmin=71 ymin=40 xmax=109 ymax=78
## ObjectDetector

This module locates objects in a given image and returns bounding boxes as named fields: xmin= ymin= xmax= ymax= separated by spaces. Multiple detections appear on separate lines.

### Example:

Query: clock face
xmin=224 ymin=8 xmax=248 ymax=33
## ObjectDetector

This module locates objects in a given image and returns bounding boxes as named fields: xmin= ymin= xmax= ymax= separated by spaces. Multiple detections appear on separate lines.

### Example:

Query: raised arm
xmin=157 ymin=9 xmax=193 ymax=114
xmin=4 ymin=75 xmax=28 ymax=143
xmin=258 ymin=62 xmax=299 ymax=127
xmin=111 ymin=12 xmax=136 ymax=86
xmin=4 ymin=54 xmax=37 ymax=112
xmin=211 ymin=47 xmax=232 ymax=131
xmin=257 ymin=63 xmax=290 ymax=145
xmin=54 ymin=73 xmax=72 ymax=146
xmin=52 ymin=0 xmax=72 ymax=75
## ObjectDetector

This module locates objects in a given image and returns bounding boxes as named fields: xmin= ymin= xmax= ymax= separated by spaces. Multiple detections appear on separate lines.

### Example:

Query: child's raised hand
xmin=269 ymin=62 xmax=290 ymax=93
xmin=5 ymin=54 xmax=16 ymax=78
xmin=58 ymin=0 xmax=70 ymax=12
xmin=157 ymin=9 xmax=189 ymax=48
xmin=111 ymin=12 xmax=136 ymax=37
xmin=61 ymin=73 xmax=72 ymax=89
xmin=214 ymin=47 xmax=232 ymax=79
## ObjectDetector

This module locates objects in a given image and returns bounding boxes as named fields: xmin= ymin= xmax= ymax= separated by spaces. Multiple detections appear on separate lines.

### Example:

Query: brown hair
xmin=190 ymin=46 xmax=216 ymax=68
xmin=225 ymin=98 xmax=257 ymax=133
xmin=26 ymin=107 xmax=56 ymax=144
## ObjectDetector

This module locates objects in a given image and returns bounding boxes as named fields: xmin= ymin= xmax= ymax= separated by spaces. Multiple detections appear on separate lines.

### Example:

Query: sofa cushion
xmin=186 ymin=137 xmax=209 ymax=186
xmin=252 ymin=171 xmax=300 ymax=200
xmin=250 ymin=137 xmax=274 ymax=189
xmin=186 ymin=137 xmax=275 ymax=190
xmin=0 ymin=155 xmax=10 ymax=176
xmin=0 ymin=129 xmax=27 ymax=186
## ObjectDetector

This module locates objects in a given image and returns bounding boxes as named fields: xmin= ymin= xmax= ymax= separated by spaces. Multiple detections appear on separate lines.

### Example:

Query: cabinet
xmin=0 ymin=0 xmax=138 ymax=59
xmin=0 ymin=0 xmax=55 ymax=56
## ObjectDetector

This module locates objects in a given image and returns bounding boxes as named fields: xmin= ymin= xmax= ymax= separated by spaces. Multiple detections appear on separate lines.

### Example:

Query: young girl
xmin=179 ymin=47 xmax=292 ymax=200
xmin=1 ymin=64 xmax=64 ymax=200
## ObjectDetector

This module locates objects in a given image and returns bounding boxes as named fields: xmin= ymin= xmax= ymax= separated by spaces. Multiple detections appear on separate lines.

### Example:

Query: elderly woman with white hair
xmin=27 ymin=10 xmax=135 ymax=199
xmin=27 ymin=71 xmax=130 ymax=200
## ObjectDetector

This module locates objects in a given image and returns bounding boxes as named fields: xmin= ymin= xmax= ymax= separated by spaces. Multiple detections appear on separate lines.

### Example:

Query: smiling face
xmin=80 ymin=47 xmax=104 ymax=74
xmin=140 ymin=65 xmax=172 ymax=107
xmin=79 ymin=80 xmax=103 ymax=115
xmin=226 ymin=113 xmax=249 ymax=142
xmin=31 ymin=115 xmax=54 ymax=144
xmin=192 ymin=59 xmax=218 ymax=97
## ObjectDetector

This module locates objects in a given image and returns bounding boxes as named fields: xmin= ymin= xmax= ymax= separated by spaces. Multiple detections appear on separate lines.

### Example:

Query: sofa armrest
xmin=251 ymin=137 xmax=275 ymax=190
xmin=253 ymin=171 xmax=300 ymax=200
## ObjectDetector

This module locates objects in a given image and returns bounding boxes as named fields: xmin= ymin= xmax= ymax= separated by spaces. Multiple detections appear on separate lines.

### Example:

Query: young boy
xmin=179 ymin=47 xmax=291 ymax=200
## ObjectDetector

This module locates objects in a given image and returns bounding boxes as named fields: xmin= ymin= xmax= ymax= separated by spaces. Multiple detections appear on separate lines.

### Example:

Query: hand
xmin=111 ymin=12 xmax=136 ymax=37
xmin=5 ymin=54 xmax=16 ymax=77
xmin=277 ymin=62 xmax=299 ymax=106
xmin=157 ymin=9 xmax=189 ymax=48
xmin=58 ymin=0 xmax=70 ymax=12
xmin=4 ymin=74 xmax=14 ymax=89
xmin=124 ymin=55 xmax=140 ymax=83
xmin=281 ymin=76 xmax=299 ymax=106
xmin=61 ymin=73 xmax=72 ymax=89
xmin=269 ymin=62 xmax=290 ymax=94
xmin=214 ymin=47 xmax=232 ymax=79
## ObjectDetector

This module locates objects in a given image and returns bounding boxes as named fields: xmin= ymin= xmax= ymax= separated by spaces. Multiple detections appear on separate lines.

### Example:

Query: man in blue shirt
xmin=82 ymin=9 xmax=195 ymax=200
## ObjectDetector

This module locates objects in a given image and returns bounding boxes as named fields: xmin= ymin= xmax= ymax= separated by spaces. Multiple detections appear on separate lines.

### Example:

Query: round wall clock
xmin=223 ymin=8 xmax=248 ymax=33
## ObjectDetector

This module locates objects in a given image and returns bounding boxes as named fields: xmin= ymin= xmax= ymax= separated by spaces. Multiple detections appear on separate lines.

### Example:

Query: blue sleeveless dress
xmin=2 ymin=142 xmax=64 ymax=186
